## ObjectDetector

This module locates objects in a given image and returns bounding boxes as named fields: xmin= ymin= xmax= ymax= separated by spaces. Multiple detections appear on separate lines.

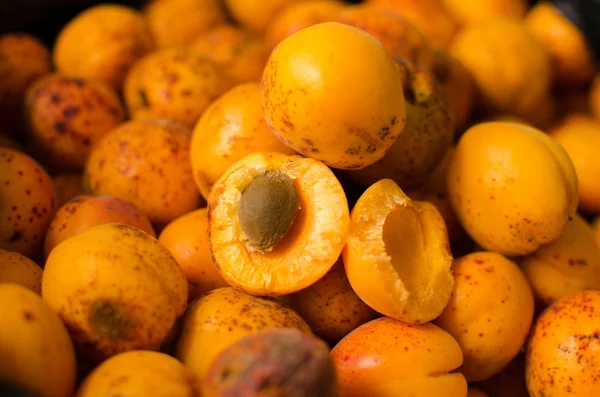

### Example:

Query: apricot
xmin=435 ymin=252 xmax=534 ymax=382
xmin=124 ymin=48 xmax=233 ymax=129
xmin=527 ymin=291 xmax=600 ymax=397
xmin=447 ymin=122 xmax=578 ymax=256
xmin=84 ymin=119 xmax=201 ymax=228
xmin=144 ymin=0 xmax=226 ymax=48
xmin=53 ymin=4 xmax=155 ymax=91
xmin=550 ymin=114 xmax=600 ymax=214
xmin=441 ymin=0 xmax=527 ymax=24
xmin=42 ymin=223 xmax=188 ymax=362
xmin=44 ymin=195 xmax=156 ymax=258
xmin=367 ymin=0 xmax=458 ymax=48
xmin=265 ymin=0 xmax=346 ymax=50
xmin=0 ymin=33 xmax=51 ymax=135
xmin=0 ymin=249 xmax=42 ymax=294
xmin=52 ymin=173 xmax=85 ymax=208
xmin=175 ymin=287 xmax=312 ymax=381
xmin=343 ymin=179 xmax=453 ymax=323
xmin=0 ymin=148 xmax=56 ymax=258
xmin=190 ymin=24 xmax=269 ymax=84
xmin=520 ymin=214 xmax=600 ymax=306
xmin=332 ymin=317 xmax=466 ymax=397
xmin=0 ymin=283 xmax=76 ymax=397
xmin=262 ymin=22 xmax=406 ymax=170
xmin=351 ymin=60 xmax=453 ymax=189
xmin=525 ymin=2 xmax=595 ymax=86
xmin=158 ymin=208 xmax=229 ymax=302
xmin=288 ymin=260 xmax=378 ymax=344
xmin=450 ymin=18 xmax=551 ymax=118
xmin=190 ymin=82 xmax=295 ymax=199
xmin=76 ymin=350 xmax=200 ymax=397
xmin=208 ymin=152 xmax=349 ymax=295
xmin=24 ymin=74 xmax=125 ymax=171
xmin=225 ymin=0 xmax=301 ymax=32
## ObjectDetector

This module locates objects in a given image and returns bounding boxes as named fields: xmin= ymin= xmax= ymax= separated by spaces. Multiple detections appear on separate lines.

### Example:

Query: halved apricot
xmin=208 ymin=152 xmax=350 ymax=296
xmin=342 ymin=179 xmax=454 ymax=324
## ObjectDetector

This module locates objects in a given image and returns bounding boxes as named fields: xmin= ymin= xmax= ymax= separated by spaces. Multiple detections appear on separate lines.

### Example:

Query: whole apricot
xmin=53 ymin=4 xmax=155 ymax=91
xmin=262 ymin=22 xmax=406 ymax=170
xmin=520 ymin=214 xmax=600 ymax=306
xmin=76 ymin=350 xmax=200 ymax=397
xmin=0 ymin=283 xmax=76 ymax=397
xmin=208 ymin=152 xmax=350 ymax=295
xmin=550 ymin=114 xmax=600 ymax=214
xmin=42 ymin=223 xmax=188 ymax=362
xmin=190 ymin=24 xmax=269 ymax=84
xmin=526 ymin=291 xmax=600 ymax=397
xmin=441 ymin=0 xmax=527 ymax=24
xmin=288 ymin=260 xmax=378 ymax=344
xmin=343 ymin=179 xmax=454 ymax=324
xmin=52 ymin=173 xmax=85 ymax=208
xmin=265 ymin=0 xmax=346 ymax=50
xmin=24 ymin=74 xmax=125 ymax=171
xmin=450 ymin=18 xmax=551 ymax=118
xmin=331 ymin=317 xmax=467 ymax=397
xmin=175 ymin=287 xmax=312 ymax=381
xmin=225 ymin=0 xmax=301 ymax=32
xmin=525 ymin=2 xmax=595 ymax=86
xmin=124 ymin=48 xmax=233 ymax=129
xmin=190 ymin=82 xmax=296 ymax=199
xmin=0 ymin=148 xmax=56 ymax=258
xmin=44 ymin=195 xmax=156 ymax=258
xmin=144 ymin=0 xmax=226 ymax=48
xmin=158 ymin=208 xmax=229 ymax=302
xmin=84 ymin=119 xmax=201 ymax=228
xmin=0 ymin=249 xmax=42 ymax=294
xmin=367 ymin=0 xmax=458 ymax=48
xmin=447 ymin=122 xmax=578 ymax=256
xmin=435 ymin=252 xmax=534 ymax=382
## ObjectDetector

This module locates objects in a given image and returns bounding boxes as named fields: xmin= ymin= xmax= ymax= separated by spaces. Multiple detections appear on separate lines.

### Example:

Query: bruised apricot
xmin=0 ymin=283 xmax=76 ymax=397
xmin=262 ymin=22 xmax=406 ymax=169
xmin=52 ymin=174 xmax=85 ymax=208
xmin=0 ymin=148 xmax=56 ymax=258
xmin=450 ymin=18 xmax=551 ymax=118
xmin=525 ymin=2 xmax=595 ymax=86
xmin=209 ymin=152 xmax=349 ymax=295
xmin=441 ymin=0 xmax=527 ymax=24
xmin=190 ymin=82 xmax=295 ymax=199
xmin=343 ymin=179 xmax=453 ymax=323
xmin=331 ymin=317 xmax=467 ymax=397
xmin=526 ymin=291 xmax=600 ymax=397
xmin=144 ymin=0 xmax=226 ymax=48
xmin=158 ymin=208 xmax=229 ymax=302
xmin=520 ymin=214 xmax=600 ymax=306
xmin=550 ymin=114 xmax=600 ymax=214
xmin=350 ymin=60 xmax=453 ymax=189
xmin=435 ymin=252 xmax=534 ymax=382
xmin=42 ymin=223 xmax=188 ymax=362
xmin=84 ymin=119 xmax=201 ymax=227
xmin=175 ymin=287 xmax=312 ymax=381
xmin=203 ymin=328 xmax=338 ymax=397
xmin=24 ymin=74 xmax=125 ymax=171
xmin=53 ymin=4 xmax=154 ymax=91
xmin=44 ymin=195 xmax=156 ymax=258
xmin=124 ymin=48 xmax=233 ymax=129
xmin=447 ymin=122 xmax=578 ymax=256
xmin=76 ymin=350 xmax=200 ymax=397
xmin=0 ymin=249 xmax=42 ymax=294
xmin=190 ymin=25 xmax=269 ymax=84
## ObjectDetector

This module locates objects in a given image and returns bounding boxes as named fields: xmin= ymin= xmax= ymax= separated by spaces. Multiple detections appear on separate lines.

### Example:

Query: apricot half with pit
xmin=208 ymin=152 xmax=350 ymax=296
xmin=342 ymin=178 xmax=454 ymax=324
xmin=261 ymin=22 xmax=406 ymax=170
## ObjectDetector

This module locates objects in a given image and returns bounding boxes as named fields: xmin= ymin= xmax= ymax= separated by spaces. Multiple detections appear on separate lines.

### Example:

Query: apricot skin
xmin=435 ymin=252 xmax=534 ymax=382
xmin=526 ymin=291 xmax=600 ymax=397
xmin=331 ymin=317 xmax=467 ymax=397
xmin=441 ymin=0 xmax=527 ymax=24
xmin=447 ymin=122 xmax=578 ymax=256
xmin=0 ymin=249 xmax=42 ymax=294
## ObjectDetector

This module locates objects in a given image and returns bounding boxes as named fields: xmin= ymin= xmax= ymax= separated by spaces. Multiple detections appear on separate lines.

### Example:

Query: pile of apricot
xmin=2 ymin=0 xmax=600 ymax=396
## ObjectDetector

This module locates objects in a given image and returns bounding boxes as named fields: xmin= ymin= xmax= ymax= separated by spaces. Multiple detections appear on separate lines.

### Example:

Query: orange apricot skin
xmin=158 ymin=208 xmax=229 ymax=302
xmin=0 ymin=249 xmax=42 ymax=294
xmin=441 ymin=0 xmax=527 ymax=24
